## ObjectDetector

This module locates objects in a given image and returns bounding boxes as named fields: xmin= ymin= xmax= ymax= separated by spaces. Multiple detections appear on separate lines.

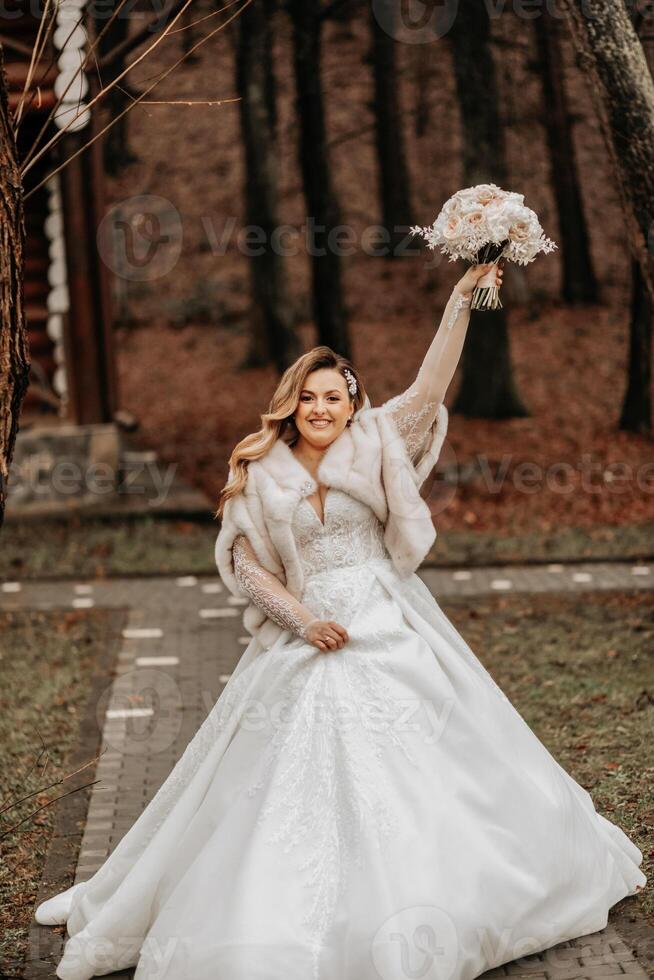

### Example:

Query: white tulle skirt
xmin=36 ymin=559 xmax=646 ymax=980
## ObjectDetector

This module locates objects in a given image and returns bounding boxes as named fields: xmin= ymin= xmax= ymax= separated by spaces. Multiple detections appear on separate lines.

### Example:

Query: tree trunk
xmin=411 ymin=44 xmax=432 ymax=139
xmin=368 ymin=0 xmax=414 ymax=255
xmin=448 ymin=0 xmax=528 ymax=418
xmin=620 ymin=257 xmax=652 ymax=434
xmin=96 ymin=2 xmax=138 ymax=175
xmin=619 ymin=10 xmax=654 ymax=435
xmin=533 ymin=9 xmax=598 ymax=304
xmin=560 ymin=0 xmax=654 ymax=307
xmin=235 ymin=0 xmax=300 ymax=372
xmin=287 ymin=0 xmax=350 ymax=359
xmin=0 ymin=46 xmax=30 ymax=528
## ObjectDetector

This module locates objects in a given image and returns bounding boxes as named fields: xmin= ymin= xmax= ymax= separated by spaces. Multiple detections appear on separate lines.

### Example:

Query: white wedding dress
xmin=35 ymin=289 xmax=646 ymax=979
xmin=35 ymin=487 xmax=646 ymax=980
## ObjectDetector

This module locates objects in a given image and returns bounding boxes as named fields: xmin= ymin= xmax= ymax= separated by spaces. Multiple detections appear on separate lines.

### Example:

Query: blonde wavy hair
xmin=214 ymin=346 xmax=368 ymax=520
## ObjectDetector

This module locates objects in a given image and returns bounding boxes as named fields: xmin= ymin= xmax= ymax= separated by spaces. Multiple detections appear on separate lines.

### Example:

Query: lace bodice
xmin=293 ymin=488 xmax=392 ymax=627
xmin=293 ymin=487 xmax=387 ymax=578
xmin=231 ymin=488 xmax=392 ymax=642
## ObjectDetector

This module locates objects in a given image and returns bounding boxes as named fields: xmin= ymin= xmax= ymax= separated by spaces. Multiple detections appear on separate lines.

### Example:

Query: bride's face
xmin=294 ymin=368 xmax=354 ymax=448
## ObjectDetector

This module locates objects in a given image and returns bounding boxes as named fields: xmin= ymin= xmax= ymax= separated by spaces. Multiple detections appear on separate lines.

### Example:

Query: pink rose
xmin=464 ymin=210 xmax=486 ymax=228
xmin=443 ymin=214 xmax=462 ymax=242
xmin=477 ymin=188 xmax=496 ymax=206
xmin=509 ymin=220 xmax=531 ymax=242
xmin=443 ymin=216 xmax=463 ymax=240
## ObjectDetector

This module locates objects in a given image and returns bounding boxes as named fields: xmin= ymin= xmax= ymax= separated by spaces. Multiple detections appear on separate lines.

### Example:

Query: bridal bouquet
xmin=410 ymin=183 xmax=557 ymax=310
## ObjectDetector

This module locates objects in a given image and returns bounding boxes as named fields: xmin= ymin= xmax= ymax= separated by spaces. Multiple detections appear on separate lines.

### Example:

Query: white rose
xmin=483 ymin=201 xmax=511 ymax=239
xmin=475 ymin=183 xmax=503 ymax=206
xmin=458 ymin=186 xmax=482 ymax=202
xmin=508 ymin=221 xmax=530 ymax=242
xmin=442 ymin=215 xmax=464 ymax=240
xmin=462 ymin=209 xmax=487 ymax=233
xmin=443 ymin=196 xmax=461 ymax=215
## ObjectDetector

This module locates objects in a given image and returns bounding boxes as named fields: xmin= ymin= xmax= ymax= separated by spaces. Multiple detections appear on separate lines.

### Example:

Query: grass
xmin=0 ymin=515 xmax=215 ymax=580
xmin=443 ymin=589 xmax=654 ymax=925
xmin=1 ymin=515 xmax=652 ymax=581
xmin=0 ymin=608 xmax=122 ymax=977
xmin=430 ymin=522 xmax=654 ymax=566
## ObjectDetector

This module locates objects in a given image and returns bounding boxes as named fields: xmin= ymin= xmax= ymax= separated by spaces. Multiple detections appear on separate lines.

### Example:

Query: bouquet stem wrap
xmin=472 ymin=239 xmax=510 ymax=310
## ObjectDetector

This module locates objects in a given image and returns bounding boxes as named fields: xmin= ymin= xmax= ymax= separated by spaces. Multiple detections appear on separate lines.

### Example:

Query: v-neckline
xmin=289 ymin=444 xmax=333 ymax=527
xmin=302 ymin=486 xmax=331 ymax=528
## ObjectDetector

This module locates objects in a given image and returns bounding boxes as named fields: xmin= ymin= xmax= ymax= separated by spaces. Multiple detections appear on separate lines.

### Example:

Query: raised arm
xmin=232 ymin=533 xmax=320 ymax=641
xmin=383 ymin=264 xmax=503 ymax=460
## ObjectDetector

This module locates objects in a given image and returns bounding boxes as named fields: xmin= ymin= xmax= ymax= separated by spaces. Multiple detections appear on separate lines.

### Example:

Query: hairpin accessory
xmin=343 ymin=368 xmax=357 ymax=396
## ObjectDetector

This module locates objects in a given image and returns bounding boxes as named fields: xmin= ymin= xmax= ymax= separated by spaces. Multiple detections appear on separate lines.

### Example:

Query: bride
xmin=35 ymin=262 xmax=646 ymax=980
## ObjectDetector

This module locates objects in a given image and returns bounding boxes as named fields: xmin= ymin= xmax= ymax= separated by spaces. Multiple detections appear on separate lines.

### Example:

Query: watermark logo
xmin=97 ymin=194 xmax=183 ymax=282
xmin=372 ymin=905 xmax=459 ymax=979
xmin=371 ymin=0 xmax=459 ymax=44
xmin=96 ymin=667 xmax=183 ymax=755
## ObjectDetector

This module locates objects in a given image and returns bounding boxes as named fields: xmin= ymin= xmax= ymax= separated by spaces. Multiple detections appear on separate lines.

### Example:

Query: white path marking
xmin=105 ymin=708 xmax=155 ymax=719
xmin=122 ymin=627 xmax=163 ymax=639
xmin=200 ymin=608 xmax=239 ymax=619
xmin=202 ymin=582 xmax=223 ymax=594
xmin=135 ymin=656 xmax=179 ymax=666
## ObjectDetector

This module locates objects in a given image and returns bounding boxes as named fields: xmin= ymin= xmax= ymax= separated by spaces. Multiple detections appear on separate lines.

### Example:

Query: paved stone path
xmin=5 ymin=560 xmax=651 ymax=979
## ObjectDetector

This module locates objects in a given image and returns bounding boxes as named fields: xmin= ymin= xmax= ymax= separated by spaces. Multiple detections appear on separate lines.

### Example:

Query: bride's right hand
xmin=455 ymin=261 xmax=503 ymax=297
xmin=304 ymin=618 xmax=349 ymax=651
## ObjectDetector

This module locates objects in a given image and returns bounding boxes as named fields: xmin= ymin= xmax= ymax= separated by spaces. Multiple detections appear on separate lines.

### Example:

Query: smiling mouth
xmin=309 ymin=420 xmax=331 ymax=427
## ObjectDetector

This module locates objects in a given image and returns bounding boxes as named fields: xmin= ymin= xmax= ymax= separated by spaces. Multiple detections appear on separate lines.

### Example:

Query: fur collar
xmin=251 ymin=400 xmax=389 ymax=525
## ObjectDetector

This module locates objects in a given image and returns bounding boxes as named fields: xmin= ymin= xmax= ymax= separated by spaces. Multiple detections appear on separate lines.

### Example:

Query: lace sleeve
xmin=232 ymin=533 xmax=320 ymax=641
xmin=382 ymin=288 xmax=471 ymax=459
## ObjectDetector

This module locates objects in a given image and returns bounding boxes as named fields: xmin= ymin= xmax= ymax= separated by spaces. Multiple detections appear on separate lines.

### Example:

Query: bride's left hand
xmin=455 ymin=261 xmax=504 ymax=298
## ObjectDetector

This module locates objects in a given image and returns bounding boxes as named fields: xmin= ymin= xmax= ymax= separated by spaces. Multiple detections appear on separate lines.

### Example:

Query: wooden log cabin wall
xmin=3 ymin=0 xmax=118 ymax=427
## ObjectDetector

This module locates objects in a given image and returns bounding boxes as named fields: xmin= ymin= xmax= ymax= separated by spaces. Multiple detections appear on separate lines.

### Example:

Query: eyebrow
xmin=300 ymin=388 xmax=343 ymax=395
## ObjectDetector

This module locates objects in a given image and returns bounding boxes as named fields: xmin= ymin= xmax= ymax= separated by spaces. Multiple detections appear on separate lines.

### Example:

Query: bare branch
xmin=1 ymin=780 xmax=100 ymax=840
xmin=20 ymin=0 xmax=135 ymax=170
xmin=0 ymin=751 xmax=104 ymax=815
xmin=13 ymin=0 xmax=56 ymax=129
xmin=98 ymin=0 xmax=245 ymax=70
xmin=24 ymin=0 xmax=252 ymax=198
xmin=14 ymin=2 xmax=99 ymax=136
xmin=21 ymin=0 xmax=200 ymax=177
